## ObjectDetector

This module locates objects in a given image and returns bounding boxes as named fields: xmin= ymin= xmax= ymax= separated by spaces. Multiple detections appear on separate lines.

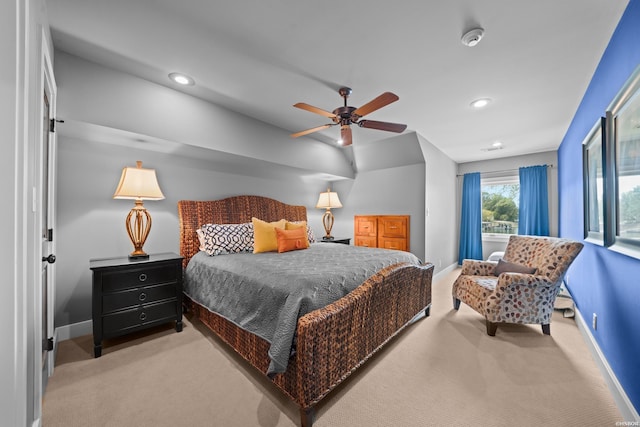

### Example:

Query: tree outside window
xmin=482 ymin=181 xmax=519 ymax=235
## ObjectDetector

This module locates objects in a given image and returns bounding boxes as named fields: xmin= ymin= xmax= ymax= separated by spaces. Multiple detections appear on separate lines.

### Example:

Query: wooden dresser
xmin=354 ymin=215 xmax=409 ymax=252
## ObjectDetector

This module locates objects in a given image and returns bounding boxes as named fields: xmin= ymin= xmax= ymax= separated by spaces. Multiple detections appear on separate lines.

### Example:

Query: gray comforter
xmin=184 ymin=243 xmax=421 ymax=375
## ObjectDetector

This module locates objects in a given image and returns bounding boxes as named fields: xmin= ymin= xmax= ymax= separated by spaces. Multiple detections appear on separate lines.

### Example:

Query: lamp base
xmin=322 ymin=236 xmax=335 ymax=241
xmin=124 ymin=201 xmax=153 ymax=261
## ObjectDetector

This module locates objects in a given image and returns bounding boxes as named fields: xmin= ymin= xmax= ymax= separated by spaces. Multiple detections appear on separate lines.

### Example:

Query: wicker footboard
xmin=185 ymin=261 xmax=434 ymax=427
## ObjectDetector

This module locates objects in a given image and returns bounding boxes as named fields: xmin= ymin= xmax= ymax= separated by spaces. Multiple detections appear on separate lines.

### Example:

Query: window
xmin=587 ymin=63 xmax=640 ymax=258
xmin=481 ymin=176 xmax=519 ymax=240
xmin=582 ymin=117 xmax=606 ymax=244
xmin=610 ymin=77 xmax=640 ymax=252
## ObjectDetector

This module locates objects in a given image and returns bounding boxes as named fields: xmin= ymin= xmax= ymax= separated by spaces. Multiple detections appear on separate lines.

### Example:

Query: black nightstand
xmin=318 ymin=237 xmax=351 ymax=245
xmin=89 ymin=252 xmax=183 ymax=358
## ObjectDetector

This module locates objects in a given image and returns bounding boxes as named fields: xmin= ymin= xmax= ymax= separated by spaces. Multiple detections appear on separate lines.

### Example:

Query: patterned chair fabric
xmin=452 ymin=235 xmax=583 ymax=336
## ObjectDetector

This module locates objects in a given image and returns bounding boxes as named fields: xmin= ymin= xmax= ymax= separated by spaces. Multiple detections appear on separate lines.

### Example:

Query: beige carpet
xmin=43 ymin=269 xmax=622 ymax=426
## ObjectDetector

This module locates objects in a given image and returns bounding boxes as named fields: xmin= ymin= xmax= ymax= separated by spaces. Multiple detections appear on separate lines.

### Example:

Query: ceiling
xmin=46 ymin=0 xmax=629 ymax=163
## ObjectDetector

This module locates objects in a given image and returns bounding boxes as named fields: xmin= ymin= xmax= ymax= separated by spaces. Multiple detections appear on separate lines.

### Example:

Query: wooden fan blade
xmin=340 ymin=125 xmax=352 ymax=146
xmin=353 ymin=92 xmax=399 ymax=117
xmin=358 ymin=120 xmax=407 ymax=133
xmin=293 ymin=103 xmax=337 ymax=119
xmin=291 ymin=124 xmax=333 ymax=138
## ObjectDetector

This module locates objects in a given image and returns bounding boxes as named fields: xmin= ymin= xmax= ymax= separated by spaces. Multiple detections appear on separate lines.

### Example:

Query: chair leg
xmin=453 ymin=297 xmax=461 ymax=310
xmin=542 ymin=324 xmax=551 ymax=335
xmin=485 ymin=320 xmax=498 ymax=336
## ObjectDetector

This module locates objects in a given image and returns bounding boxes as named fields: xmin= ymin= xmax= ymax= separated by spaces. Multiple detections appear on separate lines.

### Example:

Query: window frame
xmin=582 ymin=117 xmax=607 ymax=245
xmin=605 ymin=64 xmax=640 ymax=258
xmin=481 ymin=174 xmax=520 ymax=243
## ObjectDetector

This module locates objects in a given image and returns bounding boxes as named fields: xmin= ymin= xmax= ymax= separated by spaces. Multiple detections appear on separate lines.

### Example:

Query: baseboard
xmin=434 ymin=262 xmax=458 ymax=281
xmin=54 ymin=319 xmax=92 ymax=342
xmin=574 ymin=307 xmax=640 ymax=421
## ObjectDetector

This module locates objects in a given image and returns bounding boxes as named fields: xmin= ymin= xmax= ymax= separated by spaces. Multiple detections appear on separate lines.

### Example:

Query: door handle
xmin=42 ymin=254 xmax=56 ymax=264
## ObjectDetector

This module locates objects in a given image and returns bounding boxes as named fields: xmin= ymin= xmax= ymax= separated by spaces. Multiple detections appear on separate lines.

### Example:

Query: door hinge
xmin=43 ymin=337 xmax=53 ymax=352
xmin=47 ymin=228 xmax=53 ymax=242
xmin=50 ymin=118 xmax=64 ymax=133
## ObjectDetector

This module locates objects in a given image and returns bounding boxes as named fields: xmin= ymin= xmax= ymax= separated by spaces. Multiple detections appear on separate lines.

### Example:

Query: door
xmin=39 ymin=39 xmax=57 ymax=405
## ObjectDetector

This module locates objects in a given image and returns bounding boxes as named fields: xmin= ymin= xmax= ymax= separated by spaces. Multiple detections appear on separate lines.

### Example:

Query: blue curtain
xmin=458 ymin=172 xmax=483 ymax=264
xmin=518 ymin=165 xmax=549 ymax=236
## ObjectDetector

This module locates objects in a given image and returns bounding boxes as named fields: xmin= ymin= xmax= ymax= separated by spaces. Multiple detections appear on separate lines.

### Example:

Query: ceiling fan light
xmin=471 ymin=98 xmax=491 ymax=108
xmin=169 ymin=72 xmax=195 ymax=86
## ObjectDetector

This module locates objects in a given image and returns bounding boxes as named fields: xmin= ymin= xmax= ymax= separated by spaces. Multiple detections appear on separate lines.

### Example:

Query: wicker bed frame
xmin=178 ymin=195 xmax=433 ymax=427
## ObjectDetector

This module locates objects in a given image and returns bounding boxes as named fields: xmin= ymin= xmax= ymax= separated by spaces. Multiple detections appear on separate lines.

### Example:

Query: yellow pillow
xmin=252 ymin=217 xmax=286 ymax=253
xmin=285 ymin=220 xmax=307 ymax=231
xmin=275 ymin=227 xmax=310 ymax=253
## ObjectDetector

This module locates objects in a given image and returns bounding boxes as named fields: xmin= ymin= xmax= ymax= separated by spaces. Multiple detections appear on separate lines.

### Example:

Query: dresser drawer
xmin=379 ymin=217 xmax=408 ymax=238
xmin=355 ymin=236 xmax=377 ymax=248
xmin=102 ymin=300 xmax=177 ymax=335
xmin=101 ymin=263 xmax=178 ymax=292
xmin=102 ymin=283 xmax=177 ymax=314
xmin=355 ymin=216 xmax=377 ymax=237
xmin=378 ymin=237 xmax=408 ymax=251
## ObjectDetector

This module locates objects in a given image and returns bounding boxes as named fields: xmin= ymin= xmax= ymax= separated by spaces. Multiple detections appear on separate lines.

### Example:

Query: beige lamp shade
xmin=113 ymin=161 xmax=164 ymax=259
xmin=315 ymin=189 xmax=343 ymax=209
xmin=316 ymin=188 xmax=342 ymax=240
xmin=113 ymin=161 xmax=165 ymax=200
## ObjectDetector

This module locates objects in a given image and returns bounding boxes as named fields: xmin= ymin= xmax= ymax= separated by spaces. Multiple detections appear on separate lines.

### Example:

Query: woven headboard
xmin=177 ymin=195 xmax=308 ymax=268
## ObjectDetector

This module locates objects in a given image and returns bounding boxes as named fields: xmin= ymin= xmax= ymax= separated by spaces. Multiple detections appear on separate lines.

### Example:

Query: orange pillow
xmin=275 ymin=227 xmax=310 ymax=253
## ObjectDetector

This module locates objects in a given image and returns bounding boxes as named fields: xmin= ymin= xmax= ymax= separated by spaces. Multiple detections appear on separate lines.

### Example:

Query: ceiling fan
xmin=291 ymin=87 xmax=407 ymax=146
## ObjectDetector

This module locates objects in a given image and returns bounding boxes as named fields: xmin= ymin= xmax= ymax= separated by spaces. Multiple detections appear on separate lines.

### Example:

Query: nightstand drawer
xmin=102 ymin=283 xmax=177 ymax=313
xmin=102 ymin=263 xmax=178 ymax=292
xmin=102 ymin=300 xmax=177 ymax=335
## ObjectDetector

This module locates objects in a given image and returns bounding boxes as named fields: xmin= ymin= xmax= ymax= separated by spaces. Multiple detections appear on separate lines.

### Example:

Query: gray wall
xmin=457 ymin=151 xmax=558 ymax=259
xmin=331 ymin=163 xmax=426 ymax=262
xmin=55 ymin=137 xmax=328 ymax=326
xmin=419 ymin=134 xmax=459 ymax=271
xmin=53 ymin=49 xmax=460 ymax=329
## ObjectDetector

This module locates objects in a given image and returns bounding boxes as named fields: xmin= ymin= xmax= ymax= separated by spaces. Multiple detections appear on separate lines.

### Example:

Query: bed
xmin=178 ymin=195 xmax=434 ymax=427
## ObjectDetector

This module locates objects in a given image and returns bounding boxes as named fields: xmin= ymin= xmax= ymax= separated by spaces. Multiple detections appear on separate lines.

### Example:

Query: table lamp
xmin=316 ymin=188 xmax=342 ymax=240
xmin=113 ymin=161 xmax=165 ymax=259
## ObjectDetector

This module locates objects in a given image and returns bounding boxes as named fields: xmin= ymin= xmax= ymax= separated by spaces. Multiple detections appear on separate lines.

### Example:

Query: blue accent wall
xmin=558 ymin=0 xmax=640 ymax=414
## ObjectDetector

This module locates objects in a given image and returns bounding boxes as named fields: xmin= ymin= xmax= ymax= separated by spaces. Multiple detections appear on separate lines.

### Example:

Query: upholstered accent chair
xmin=452 ymin=235 xmax=583 ymax=336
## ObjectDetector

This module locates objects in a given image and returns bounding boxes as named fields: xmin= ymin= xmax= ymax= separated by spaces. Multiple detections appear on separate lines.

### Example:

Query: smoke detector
xmin=461 ymin=28 xmax=484 ymax=47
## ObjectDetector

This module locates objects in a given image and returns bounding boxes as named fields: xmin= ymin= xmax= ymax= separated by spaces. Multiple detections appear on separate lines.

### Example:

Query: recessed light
xmin=471 ymin=98 xmax=491 ymax=108
xmin=492 ymin=141 xmax=502 ymax=148
xmin=168 ymin=72 xmax=195 ymax=86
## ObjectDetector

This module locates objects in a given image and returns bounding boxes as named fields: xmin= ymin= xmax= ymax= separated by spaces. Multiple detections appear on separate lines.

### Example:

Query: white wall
xmin=457 ymin=151 xmax=558 ymax=259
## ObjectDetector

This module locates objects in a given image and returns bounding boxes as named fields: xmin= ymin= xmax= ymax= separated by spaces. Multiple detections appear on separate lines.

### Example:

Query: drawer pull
xmin=139 ymin=273 xmax=147 ymax=282
xmin=139 ymin=292 xmax=147 ymax=302
xmin=389 ymin=226 xmax=398 ymax=229
xmin=139 ymin=312 xmax=147 ymax=321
